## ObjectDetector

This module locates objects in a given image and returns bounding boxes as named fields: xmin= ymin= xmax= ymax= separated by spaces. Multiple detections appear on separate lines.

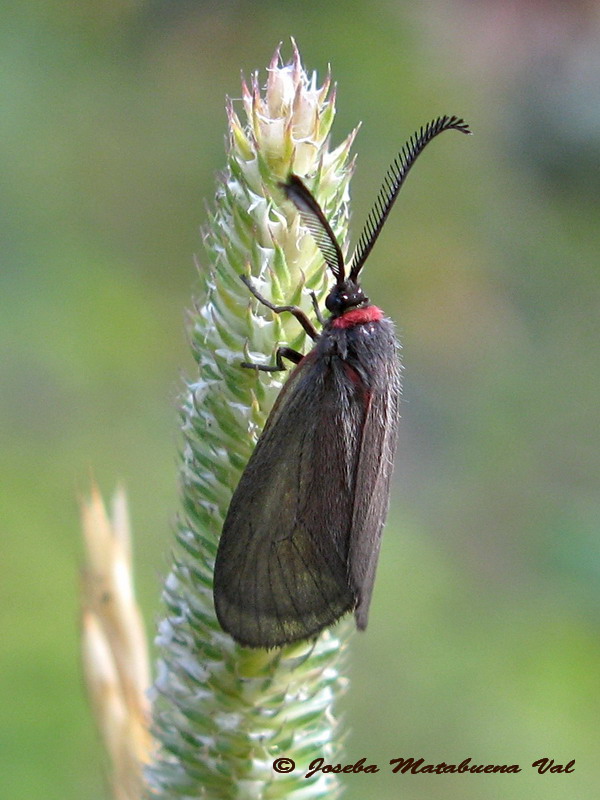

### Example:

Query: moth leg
xmin=309 ymin=291 xmax=325 ymax=326
xmin=241 ymin=346 xmax=303 ymax=373
xmin=240 ymin=274 xmax=319 ymax=341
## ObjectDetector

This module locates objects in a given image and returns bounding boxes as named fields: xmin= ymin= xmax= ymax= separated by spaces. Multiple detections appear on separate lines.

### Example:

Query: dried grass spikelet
xmin=80 ymin=485 xmax=153 ymax=800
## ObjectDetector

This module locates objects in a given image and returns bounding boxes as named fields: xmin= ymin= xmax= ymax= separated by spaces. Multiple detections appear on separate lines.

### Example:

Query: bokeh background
xmin=2 ymin=1 xmax=599 ymax=798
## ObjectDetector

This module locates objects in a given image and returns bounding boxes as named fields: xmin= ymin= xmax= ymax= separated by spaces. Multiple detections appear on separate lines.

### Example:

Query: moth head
xmin=325 ymin=280 xmax=368 ymax=316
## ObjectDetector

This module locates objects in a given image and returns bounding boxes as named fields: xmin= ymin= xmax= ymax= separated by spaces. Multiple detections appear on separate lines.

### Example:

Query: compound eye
xmin=325 ymin=293 xmax=339 ymax=313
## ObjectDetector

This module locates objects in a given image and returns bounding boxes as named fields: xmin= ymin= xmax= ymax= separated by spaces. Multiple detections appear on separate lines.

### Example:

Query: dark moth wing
xmin=214 ymin=352 xmax=354 ymax=648
xmin=346 ymin=321 xmax=401 ymax=629
xmin=214 ymin=318 xmax=401 ymax=648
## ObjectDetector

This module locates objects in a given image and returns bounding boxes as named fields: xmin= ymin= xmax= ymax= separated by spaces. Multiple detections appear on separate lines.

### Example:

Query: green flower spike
xmin=147 ymin=41 xmax=358 ymax=799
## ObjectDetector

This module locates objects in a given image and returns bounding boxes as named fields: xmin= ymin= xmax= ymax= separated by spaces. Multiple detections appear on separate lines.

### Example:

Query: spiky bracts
xmin=146 ymin=43 xmax=357 ymax=799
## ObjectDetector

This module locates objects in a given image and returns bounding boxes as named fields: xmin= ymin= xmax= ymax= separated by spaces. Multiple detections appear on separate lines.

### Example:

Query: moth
xmin=214 ymin=115 xmax=471 ymax=648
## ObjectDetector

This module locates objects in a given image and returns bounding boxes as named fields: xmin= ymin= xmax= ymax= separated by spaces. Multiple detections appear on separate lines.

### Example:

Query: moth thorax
xmin=326 ymin=280 xmax=369 ymax=317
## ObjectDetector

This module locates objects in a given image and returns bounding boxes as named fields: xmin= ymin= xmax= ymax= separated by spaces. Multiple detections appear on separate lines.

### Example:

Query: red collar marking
xmin=331 ymin=305 xmax=383 ymax=329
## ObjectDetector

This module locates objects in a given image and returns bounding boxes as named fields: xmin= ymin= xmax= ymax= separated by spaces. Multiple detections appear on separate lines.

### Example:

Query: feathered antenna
xmin=281 ymin=174 xmax=346 ymax=283
xmin=349 ymin=115 xmax=471 ymax=279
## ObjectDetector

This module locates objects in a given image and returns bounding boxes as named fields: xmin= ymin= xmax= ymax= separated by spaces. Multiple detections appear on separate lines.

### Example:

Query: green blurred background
xmin=2 ymin=1 xmax=599 ymax=798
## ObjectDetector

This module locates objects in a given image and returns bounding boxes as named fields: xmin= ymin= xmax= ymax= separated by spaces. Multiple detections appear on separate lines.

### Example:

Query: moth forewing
xmin=214 ymin=352 xmax=356 ymax=648
xmin=347 ymin=320 xmax=402 ymax=628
